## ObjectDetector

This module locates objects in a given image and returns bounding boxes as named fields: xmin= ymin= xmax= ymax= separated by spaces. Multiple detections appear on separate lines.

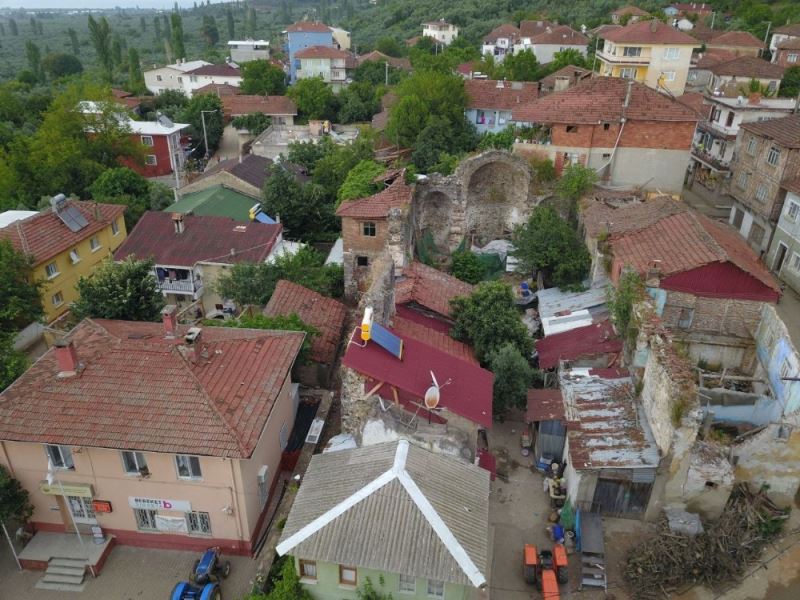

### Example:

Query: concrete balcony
xmin=596 ymin=49 xmax=651 ymax=65
xmin=157 ymin=278 xmax=202 ymax=296
xmin=692 ymin=147 xmax=731 ymax=172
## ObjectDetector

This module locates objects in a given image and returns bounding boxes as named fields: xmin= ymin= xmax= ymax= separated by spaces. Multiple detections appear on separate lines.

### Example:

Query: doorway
xmin=66 ymin=496 xmax=97 ymax=525
xmin=774 ymin=242 xmax=788 ymax=273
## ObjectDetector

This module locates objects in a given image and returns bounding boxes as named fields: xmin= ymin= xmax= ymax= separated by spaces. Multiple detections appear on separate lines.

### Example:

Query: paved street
xmin=0 ymin=540 xmax=258 ymax=600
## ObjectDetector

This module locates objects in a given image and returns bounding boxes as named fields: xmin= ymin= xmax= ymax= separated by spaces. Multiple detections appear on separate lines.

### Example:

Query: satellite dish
xmin=424 ymin=371 xmax=441 ymax=409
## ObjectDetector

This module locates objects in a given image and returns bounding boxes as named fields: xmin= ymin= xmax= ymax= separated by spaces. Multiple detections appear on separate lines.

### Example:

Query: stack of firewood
xmin=624 ymin=483 xmax=789 ymax=599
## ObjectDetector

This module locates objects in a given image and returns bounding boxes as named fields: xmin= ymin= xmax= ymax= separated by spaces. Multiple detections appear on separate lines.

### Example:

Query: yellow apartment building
xmin=0 ymin=196 xmax=127 ymax=323
xmin=597 ymin=19 xmax=700 ymax=95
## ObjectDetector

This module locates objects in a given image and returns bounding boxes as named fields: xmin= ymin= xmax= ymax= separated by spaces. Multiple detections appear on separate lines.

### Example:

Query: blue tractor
xmin=170 ymin=547 xmax=231 ymax=600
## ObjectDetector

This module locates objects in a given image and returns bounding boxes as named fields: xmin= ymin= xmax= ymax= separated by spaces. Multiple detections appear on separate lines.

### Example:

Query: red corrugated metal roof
xmin=342 ymin=327 xmax=493 ymax=428
xmin=536 ymin=320 xmax=623 ymax=369
xmin=526 ymin=389 xmax=565 ymax=422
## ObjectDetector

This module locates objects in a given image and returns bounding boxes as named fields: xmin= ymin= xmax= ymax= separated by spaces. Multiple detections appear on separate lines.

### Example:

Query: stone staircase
xmin=35 ymin=557 xmax=87 ymax=592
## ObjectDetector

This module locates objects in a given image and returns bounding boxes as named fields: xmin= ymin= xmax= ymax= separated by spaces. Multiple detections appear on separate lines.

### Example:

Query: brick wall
xmin=342 ymin=217 xmax=388 ymax=255
xmin=775 ymin=49 xmax=800 ymax=68
xmin=549 ymin=120 xmax=695 ymax=151
xmin=661 ymin=290 xmax=763 ymax=338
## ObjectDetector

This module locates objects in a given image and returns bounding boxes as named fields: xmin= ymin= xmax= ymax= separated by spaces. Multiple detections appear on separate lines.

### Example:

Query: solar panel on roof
xmin=57 ymin=205 xmax=89 ymax=232
xmin=371 ymin=322 xmax=403 ymax=360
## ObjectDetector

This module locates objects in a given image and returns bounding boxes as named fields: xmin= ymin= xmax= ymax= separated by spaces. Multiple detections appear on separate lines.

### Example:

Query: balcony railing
xmin=157 ymin=278 xmax=202 ymax=295
xmin=692 ymin=147 xmax=731 ymax=172
xmin=596 ymin=49 xmax=651 ymax=65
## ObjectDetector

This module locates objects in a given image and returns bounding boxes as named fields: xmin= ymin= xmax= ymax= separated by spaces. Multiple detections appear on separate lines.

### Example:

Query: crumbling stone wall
xmin=661 ymin=290 xmax=763 ymax=340
xmin=413 ymin=150 xmax=538 ymax=252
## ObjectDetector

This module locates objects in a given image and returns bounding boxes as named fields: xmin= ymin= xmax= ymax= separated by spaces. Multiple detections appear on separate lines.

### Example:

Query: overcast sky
xmin=0 ymin=0 xmax=230 ymax=8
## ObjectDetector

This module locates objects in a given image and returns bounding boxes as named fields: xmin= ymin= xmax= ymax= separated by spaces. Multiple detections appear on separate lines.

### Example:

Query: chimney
xmin=623 ymin=80 xmax=634 ymax=108
xmin=54 ymin=339 xmax=80 ymax=377
xmin=172 ymin=212 xmax=185 ymax=234
xmin=184 ymin=327 xmax=203 ymax=363
xmin=162 ymin=304 xmax=178 ymax=338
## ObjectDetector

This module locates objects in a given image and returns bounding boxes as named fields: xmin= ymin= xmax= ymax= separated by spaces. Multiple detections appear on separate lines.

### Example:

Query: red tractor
xmin=523 ymin=543 xmax=569 ymax=598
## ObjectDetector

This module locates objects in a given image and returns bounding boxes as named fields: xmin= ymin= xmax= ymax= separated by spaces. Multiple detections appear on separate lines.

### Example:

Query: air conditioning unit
xmin=257 ymin=465 xmax=269 ymax=484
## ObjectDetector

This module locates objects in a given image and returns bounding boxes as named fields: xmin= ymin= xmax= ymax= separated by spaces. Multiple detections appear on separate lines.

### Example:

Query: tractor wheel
xmin=222 ymin=560 xmax=231 ymax=578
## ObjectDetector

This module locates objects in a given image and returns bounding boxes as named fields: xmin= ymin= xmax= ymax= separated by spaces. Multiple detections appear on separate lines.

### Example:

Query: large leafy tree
xmin=501 ymin=49 xmax=539 ymax=81
xmin=42 ymin=53 xmax=83 ymax=79
xmin=87 ymin=16 xmax=113 ymax=82
xmin=490 ymin=343 xmax=534 ymax=415
xmin=352 ymin=60 xmax=405 ymax=86
xmin=72 ymin=257 xmax=164 ymax=322
xmin=336 ymin=159 xmax=385 ymax=205
xmin=240 ymin=60 xmax=287 ymax=95
xmin=214 ymin=246 xmax=343 ymax=307
xmin=127 ymin=48 xmax=146 ymax=94
xmin=450 ymin=281 xmax=533 ymax=363
xmin=0 ymin=240 xmax=43 ymax=333
xmin=779 ymin=66 xmax=800 ymax=98
xmin=0 ymin=464 xmax=34 ymax=524
xmin=263 ymin=166 xmax=336 ymax=241
xmin=25 ymin=41 xmax=42 ymax=82
xmin=171 ymin=12 xmax=186 ymax=61
xmin=287 ymin=77 xmax=337 ymax=121
xmin=180 ymin=93 xmax=224 ymax=157
xmin=511 ymin=206 xmax=590 ymax=289
xmin=89 ymin=167 xmax=172 ymax=230
xmin=201 ymin=15 xmax=220 ymax=47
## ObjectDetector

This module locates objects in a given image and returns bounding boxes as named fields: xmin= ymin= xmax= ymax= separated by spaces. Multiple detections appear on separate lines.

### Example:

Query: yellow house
xmin=0 ymin=197 xmax=127 ymax=323
xmin=597 ymin=19 xmax=700 ymax=95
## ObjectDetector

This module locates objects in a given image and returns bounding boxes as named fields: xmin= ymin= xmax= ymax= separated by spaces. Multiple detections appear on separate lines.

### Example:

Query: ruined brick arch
xmin=458 ymin=150 xmax=536 ymax=247
xmin=412 ymin=150 xmax=538 ymax=253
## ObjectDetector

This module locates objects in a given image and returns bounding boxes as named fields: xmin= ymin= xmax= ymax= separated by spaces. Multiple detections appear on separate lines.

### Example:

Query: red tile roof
xmin=483 ymin=23 xmax=521 ymax=44
xmin=740 ymin=114 xmax=800 ymax=148
xmin=335 ymin=176 xmax=413 ymax=219
xmin=194 ymin=82 xmax=241 ymax=96
xmin=263 ymin=280 xmax=347 ymax=365
xmin=782 ymin=178 xmax=800 ymax=196
xmin=222 ymin=95 xmax=297 ymax=117
xmin=196 ymin=154 xmax=273 ymax=189
xmin=609 ymin=211 xmax=780 ymax=294
xmin=675 ymin=91 xmax=708 ymax=119
xmin=688 ymin=22 xmax=718 ymax=43
xmin=342 ymin=326 xmax=493 ymax=428
xmin=0 ymin=319 xmax=303 ymax=457
xmin=532 ymin=25 xmax=588 ymax=46
xmin=526 ymin=389 xmax=565 ymax=422
xmin=513 ymin=77 xmax=699 ymax=124
xmin=775 ymin=24 xmax=800 ymax=37
xmin=582 ymin=196 xmax=687 ymax=238
xmin=188 ymin=63 xmax=241 ymax=77
xmin=395 ymin=262 xmax=475 ymax=319
xmin=356 ymin=51 xmax=412 ymax=71
xmin=465 ymin=79 xmax=540 ymax=110
xmin=706 ymin=55 xmax=785 ymax=79
xmin=294 ymin=45 xmax=352 ymax=60
xmin=778 ymin=38 xmax=800 ymax=51
xmin=114 ymin=212 xmax=281 ymax=266
xmin=669 ymin=3 xmax=713 ymax=15
xmin=393 ymin=315 xmax=478 ymax=365
xmin=601 ymin=19 xmax=699 ymax=44
xmin=286 ymin=21 xmax=331 ymax=33
xmin=612 ymin=5 xmax=651 ymax=17
xmin=519 ymin=20 xmax=555 ymax=38
xmin=538 ymin=65 xmax=592 ymax=91
xmin=708 ymin=30 xmax=765 ymax=49
xmin=0 ymin=201 xmax=126 ymax=265
xmin=695 ymin=50 xmax=738 ymax=68
xmin=536 ymin=320 xmax=622 ymax=369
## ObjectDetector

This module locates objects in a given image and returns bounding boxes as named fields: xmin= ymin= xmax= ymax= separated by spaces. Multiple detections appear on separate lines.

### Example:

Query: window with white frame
xmin=664 ymin=47 xmax=680 ymax=60
xmin=69 ymin=248 xmax=80 ymax=263
xmin=620 ymin=67 xmax=637 ymax=79
xmin=787 ymin=200 xmax=800 ymax=221
xmin=134 ymin=508 xmax=158 ymax=530
xmin=186 ymin=511 xmax=211 ymax=535
xmin=52 ymin=291 xmax=64 ymax=306
xmin=789 ymin=53 xmax=799 ymax=64
xmin=121 ymin=451 xmax=148 ymax=475
xmin=793 ymin=252 xmax=800 ymax=271
xmin=46 ymin=262 xmax=59 ymax=278
xmin=145 ymin=155 xmax=158 ymax=166
xmin=427 ymin=579 xmax=445 ymax=598
xmin=737 ymin=171 xmax=749 ymax=188
xmin=299 ymin=560 xmax=317 ymax=580
xmin=175 ymin=454 xmax=202 ymax=479
xmin=399 ymin=574 xmax=416 ymax=593
xmin=111 ymin=219 xmax=120 ymax=235
xmin=767 ymin=146 xmax=781 ymax=166
xmin=662 ymin=71 xmax=676 ymax=82
xmin=755 ymin=183 xmax=769 ymax=202
xmin=45 ymin=444 xmax=74 ymax=469
xmin=623 ymin=46 xmax=642 ymax=57
xmin=89 ymin=236 xmax=101 ymax=251
xmin=141 ymin=135 xmax=154 ymax=146
xmin=747 ymin=136 xmax=757 ymax=155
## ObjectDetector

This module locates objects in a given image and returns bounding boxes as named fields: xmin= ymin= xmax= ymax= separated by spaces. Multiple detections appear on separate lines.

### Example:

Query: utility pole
xmin=200 ymin=109 xmax=217 ymax=159
xmin=764 ymin=22 xmax=772 ymax=47
xmin=385 ymin=60 xmax=388 ymax=86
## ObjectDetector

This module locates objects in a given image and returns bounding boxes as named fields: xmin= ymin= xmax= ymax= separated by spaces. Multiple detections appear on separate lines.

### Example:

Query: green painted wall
xmin=294 ymin=556 xmax=473 ymax=600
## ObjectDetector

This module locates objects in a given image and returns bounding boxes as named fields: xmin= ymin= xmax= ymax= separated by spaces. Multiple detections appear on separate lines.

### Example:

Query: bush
xmin=451 ymin=250 xmax=483 ymax=284
xmin=489 ymin=343 xmax=533 ymax=415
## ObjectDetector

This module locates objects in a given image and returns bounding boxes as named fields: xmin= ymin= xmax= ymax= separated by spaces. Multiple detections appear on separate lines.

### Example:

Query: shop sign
xmin=128 ymin=496 xmax=191 ymax=512
xmin=39 ymin=481 xmax=93 ymax=497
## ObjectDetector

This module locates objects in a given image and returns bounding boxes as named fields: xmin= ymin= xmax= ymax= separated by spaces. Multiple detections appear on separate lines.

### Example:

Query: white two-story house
xmin=294 ymin=46 xmax=354 ymax=92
